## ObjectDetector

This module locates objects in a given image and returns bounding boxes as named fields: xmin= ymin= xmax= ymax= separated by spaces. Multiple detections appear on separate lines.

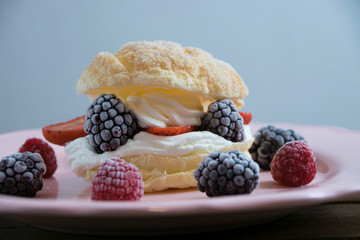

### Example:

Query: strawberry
xmin=239 ymin=112 xmax=252 ymax=125
xmin=143 ymin=126 xmax=199 ymax=136
xmin=42 ymin=115 xmax=88 ymax=146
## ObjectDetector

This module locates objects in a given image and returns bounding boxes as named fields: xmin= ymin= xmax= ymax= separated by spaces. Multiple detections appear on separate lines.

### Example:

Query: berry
xmin=42 ymin=115 xmax=88 ymax=146
xmin=0 ymin=152 xmax=46 ymax=197
xmin=194 ymin=150 xmax=260 ymax=197
xmin=84 ymin=94 xmax=140 ymax=153
xmin=249 ymin=125 xmax=305 ymax=170
xmin=91 ymin=157 xmax=144 ymax=201
xmin=270 ymin=141 xmax=316 ymax=187
xmin=19 ymin=138 xmax=57 ymax=178
xmin=143 ymin=126 xmax=199 ymax=136
xmin=239 ymin=112 xmax=252 ymax=125
xmin=201 ymin=99 xmax=245 ymax=142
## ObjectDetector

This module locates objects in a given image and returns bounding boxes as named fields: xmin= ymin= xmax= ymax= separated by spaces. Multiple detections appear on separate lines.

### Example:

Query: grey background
xmin=1 ymin=0 xmax=359 ymax=134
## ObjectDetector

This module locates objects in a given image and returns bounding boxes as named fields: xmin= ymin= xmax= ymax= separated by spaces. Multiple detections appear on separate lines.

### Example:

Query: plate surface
xmin=0 ymin=123 xmax=359 ymax=235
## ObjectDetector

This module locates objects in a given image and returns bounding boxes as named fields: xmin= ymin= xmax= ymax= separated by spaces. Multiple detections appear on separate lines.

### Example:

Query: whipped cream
xmin=124 ymin=90 xmax=205 ymax=128
xmin=65 ymin=126 xmax=253 ymax=180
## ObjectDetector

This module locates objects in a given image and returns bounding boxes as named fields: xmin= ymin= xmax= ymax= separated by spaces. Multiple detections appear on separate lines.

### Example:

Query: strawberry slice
xmin=239 ymin=112 xmax=252 ymax=125
xmin=42 ymin=115 xmax=88 ymax=146
xmin=143 ymin=126 xmax=199 ymax=136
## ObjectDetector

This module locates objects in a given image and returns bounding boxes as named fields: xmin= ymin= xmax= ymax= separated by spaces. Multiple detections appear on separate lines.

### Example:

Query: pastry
xmin=64 ymin=40 xmax=254 ymax=192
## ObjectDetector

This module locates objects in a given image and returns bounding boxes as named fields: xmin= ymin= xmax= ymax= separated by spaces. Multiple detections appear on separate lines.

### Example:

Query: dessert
xmin=0 ymin=41 xmax=319 ymax=199
xmin=270 ymin=141 xmax=317 ymax=187
xmin=63 ymin=40 xmax=255 ymax=193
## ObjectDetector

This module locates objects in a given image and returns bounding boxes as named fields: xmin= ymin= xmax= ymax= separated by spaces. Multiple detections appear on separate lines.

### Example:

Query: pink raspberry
xmin=270 ymin=141 xmax=316 ymax=187
xmin=19 ymin=138 xmax=57 ymax=178
xmin=91 ymin=158 xmax=144 ymax=201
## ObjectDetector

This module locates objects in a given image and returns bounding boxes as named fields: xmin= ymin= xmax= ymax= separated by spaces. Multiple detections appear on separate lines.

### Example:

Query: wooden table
xmin=1 ymin=199 xmax=359 ymax=240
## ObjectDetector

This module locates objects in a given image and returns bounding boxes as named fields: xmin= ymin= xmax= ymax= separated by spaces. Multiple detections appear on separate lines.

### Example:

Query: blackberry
xmin=249 ymin=125 xmax=305 ymax=170
xmin=84 ymin=94 xmax=140 ymax=153
xmin=194 ymin=150 xmax=260 ymax=197
xmin=201 ymin=99 xmax=245 ymax=142
xmin=0 ymin=152 xmax=46 ymax=197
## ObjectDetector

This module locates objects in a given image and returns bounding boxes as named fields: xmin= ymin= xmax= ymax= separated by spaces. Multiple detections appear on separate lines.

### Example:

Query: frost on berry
xmin=201 ymin=99 xmax=244 ymax=142
xmin=0 ymin=152 xmax=45 ymax=197
xmin=270 ymin=141 xmax=317 ymax=187
xmin=249 ymin=125 xmax=305 ymax=170
xmin=194 ymin=150 xmax=260 ymax=197
xmin=85 ymin=94 xmax=140 ymax=153
xmin=91 ymin=158 xmax=144 ymax=201
xmin=19 ymin=138 xmax=57 ymax=178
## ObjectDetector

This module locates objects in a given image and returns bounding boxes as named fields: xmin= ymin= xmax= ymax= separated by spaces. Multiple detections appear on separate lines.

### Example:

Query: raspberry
xmin=194 ymin=150 xmax=260 ymax=197
xmin=84 ymin=94 xmax=140 ymax=153
xmin=0 ymin=152 xmax=46 ymax=197
xmin=19 ymin=138 xmax=57 ymax=178
xmin=249 ymin=125 xmax=305 ymax=170
xmin=91 ymin=158 xmax=144 ymax=201
xmin=201 ymin=99 xmax=245 ymax=142
xmin=270 ymin=141 xmax=317 ymax=187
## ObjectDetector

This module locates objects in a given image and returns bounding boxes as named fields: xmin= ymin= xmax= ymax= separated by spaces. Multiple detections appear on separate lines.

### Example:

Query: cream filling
xmin=65 ymin=126 xmax=253 ymax=180
xmin=124 ymin=90 xmax=205 ymax=128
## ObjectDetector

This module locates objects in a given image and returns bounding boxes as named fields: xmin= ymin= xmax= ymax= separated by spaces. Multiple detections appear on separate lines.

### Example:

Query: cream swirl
xmin=65 ymin=126 xmax=254 ymax=180
xmin=124 ymin=90 xmax=205 ymax=128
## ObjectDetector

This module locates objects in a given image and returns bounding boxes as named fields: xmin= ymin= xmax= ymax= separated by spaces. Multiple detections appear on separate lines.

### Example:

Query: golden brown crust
xmin=76 ymin=40 xmax=248 ymax=105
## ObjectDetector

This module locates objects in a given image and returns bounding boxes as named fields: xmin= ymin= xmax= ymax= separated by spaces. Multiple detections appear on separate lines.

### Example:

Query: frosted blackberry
xmin=84 ymin=94 xmax=139 ymax=153
xmin=194 ymin=150 xmax=260 ymax=197
xmin=201 ymin=99 xmax=245 ymax=142
xmin=0 ymin=152 xmax=46 ymax=197
xmin=249 ymin=125 xmax=305 ymax=170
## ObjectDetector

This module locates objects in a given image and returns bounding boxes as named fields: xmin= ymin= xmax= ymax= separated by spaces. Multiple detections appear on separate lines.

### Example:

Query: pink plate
xmin=0 ymin=123 xmax=359 ymax=235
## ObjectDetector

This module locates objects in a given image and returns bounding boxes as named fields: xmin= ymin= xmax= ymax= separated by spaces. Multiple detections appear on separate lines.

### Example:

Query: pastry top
xmin=76 ymin=40 xmax=248 ymax=107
